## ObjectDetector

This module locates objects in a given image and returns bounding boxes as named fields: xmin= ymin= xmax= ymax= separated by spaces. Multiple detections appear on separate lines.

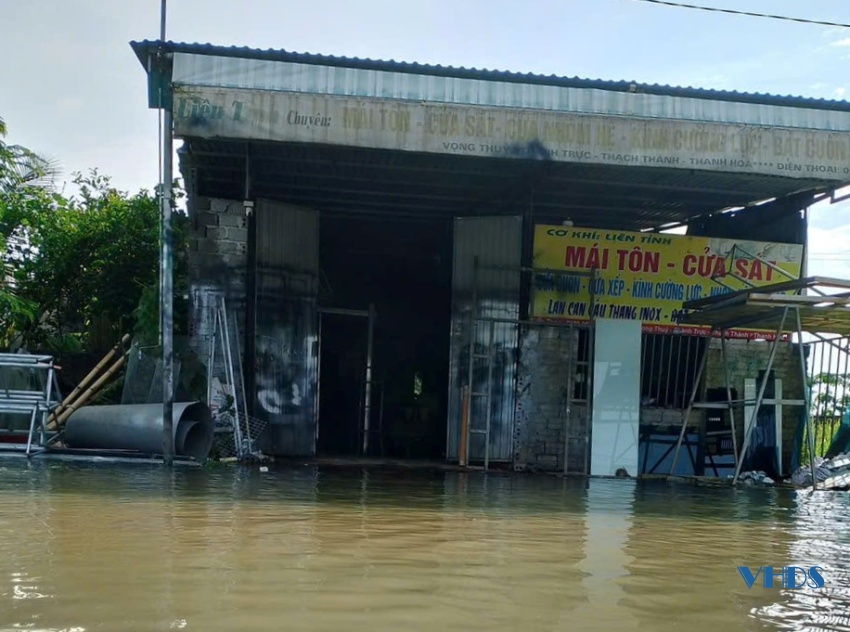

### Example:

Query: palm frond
xmin=0 ymin=145 xmax=61 ymax=194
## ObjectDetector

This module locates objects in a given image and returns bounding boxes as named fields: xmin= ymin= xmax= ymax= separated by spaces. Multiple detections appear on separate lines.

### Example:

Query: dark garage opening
xmin=317 ymin=313 xmax=370 ymax=456
xmin=317 ymin=216 xmax=453 ymax=459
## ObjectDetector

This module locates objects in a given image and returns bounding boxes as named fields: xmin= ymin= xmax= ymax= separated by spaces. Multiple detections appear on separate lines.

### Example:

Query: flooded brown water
xmin=1 ymin=462 xmax=849 ymax=632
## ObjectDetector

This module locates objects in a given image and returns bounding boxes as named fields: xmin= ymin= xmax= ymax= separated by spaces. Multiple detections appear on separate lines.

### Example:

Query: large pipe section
xmin=64 ymin=402 xmax=214 ymax=462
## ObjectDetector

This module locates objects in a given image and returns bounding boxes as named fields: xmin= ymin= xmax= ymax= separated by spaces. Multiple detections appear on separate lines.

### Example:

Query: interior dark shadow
xmin=317 ymin=215 xmax=453 ymax=459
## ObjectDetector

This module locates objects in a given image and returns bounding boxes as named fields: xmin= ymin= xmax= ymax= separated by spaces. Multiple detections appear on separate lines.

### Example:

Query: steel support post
xmin=362 ymin=303 xmax=376 ymax=455
xmin=669 ymin=335 xmax=711 ymax=476
xmin=159 ymin=84 xmax=174 ymax=466
xmin=733 ymin=307 xmax=789 ymax=484
xmin=794 ymin=308 xmax=818 ymax=491
xmin=563 ymin=326 xmax=575 ymax=475
xmin=720 ymin=330 xmax=740 ymax=469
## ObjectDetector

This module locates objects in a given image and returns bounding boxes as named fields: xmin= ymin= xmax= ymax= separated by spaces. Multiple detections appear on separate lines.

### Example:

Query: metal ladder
xmin=0 ymin=353 xmax=63 ymax=456
xmin=467 ymin=319 xmax=495 ymax=470
xmin=463 ymin=257 xmax=495 ymax=471
xmin=207 ymin=294 xmax=252 ymax=458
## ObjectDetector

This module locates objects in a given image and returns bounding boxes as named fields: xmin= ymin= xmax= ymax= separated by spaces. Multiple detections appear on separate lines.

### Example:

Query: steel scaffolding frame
xmin=669 ymin=277 xmax=850 ymax=489
xmin=0 ymin=353 xmax=63 ymax=456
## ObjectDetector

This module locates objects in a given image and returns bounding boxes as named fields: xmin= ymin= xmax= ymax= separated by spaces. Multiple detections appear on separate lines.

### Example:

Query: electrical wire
xmin=628 ymin=0 xmax=850 ymax=29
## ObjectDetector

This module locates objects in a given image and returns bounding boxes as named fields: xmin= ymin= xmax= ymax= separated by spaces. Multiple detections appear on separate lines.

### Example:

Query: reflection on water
xmin=0 ymin=462 xmax=848 ymax=631
xmin=754 ymin=492 xmax=850 ymax=631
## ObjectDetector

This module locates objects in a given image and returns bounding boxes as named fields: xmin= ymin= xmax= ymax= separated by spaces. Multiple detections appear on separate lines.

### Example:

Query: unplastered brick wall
xmin=703 ymin=337 xmax=804 ymax=472
xmin=514 ymin=327 xmax=588 ymax=473
xmin=187 ymin=196 xmax=248 ymax=352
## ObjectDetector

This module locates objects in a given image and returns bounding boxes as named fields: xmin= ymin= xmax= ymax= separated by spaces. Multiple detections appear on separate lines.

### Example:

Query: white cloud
xmin=822 ymin=27 xmax=846 ymax=40
xmin=835 ymin=87 xmax=847 ymax=99
xmin=831 ymin=37 xmax=850 ymax=47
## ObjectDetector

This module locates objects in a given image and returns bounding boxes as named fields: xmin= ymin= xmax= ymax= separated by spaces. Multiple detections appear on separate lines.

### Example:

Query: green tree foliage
xmin=799 ymin=372 xmax=850 ymax=462
xmin=0 ymin=115 xmax=59 ymax=345
xmin=1 ymin=117 xmax=188 ymax=355
xmin=0 ymin=121 xmax=60 ymax=194
xmin=808 ymin=372 xmax=850 ymax=421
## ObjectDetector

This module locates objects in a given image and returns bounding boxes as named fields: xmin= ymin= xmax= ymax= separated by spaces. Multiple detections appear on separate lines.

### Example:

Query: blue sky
xmin=2 ymin=0 xmax=850 ymax=273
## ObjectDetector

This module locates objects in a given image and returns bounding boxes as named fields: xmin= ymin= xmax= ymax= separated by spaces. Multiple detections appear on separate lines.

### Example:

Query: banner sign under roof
xmin=172 ymin=85 xmax=850 ymax=181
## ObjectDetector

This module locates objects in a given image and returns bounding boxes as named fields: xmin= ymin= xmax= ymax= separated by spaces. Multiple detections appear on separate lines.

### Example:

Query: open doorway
xmin=317 ymin=216 xmax=453 ymax=459
xmin=317 ymin=310 xmax=372 ymax=455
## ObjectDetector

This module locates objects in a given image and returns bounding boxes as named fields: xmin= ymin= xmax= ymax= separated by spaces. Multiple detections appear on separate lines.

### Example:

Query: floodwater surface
xmin=0 ymin=461 xmax=849 ymax=631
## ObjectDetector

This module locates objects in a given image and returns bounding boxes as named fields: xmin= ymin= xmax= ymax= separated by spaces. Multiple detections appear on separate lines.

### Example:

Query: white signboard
xmin=173 ymin=85 xmax=850 ymax=181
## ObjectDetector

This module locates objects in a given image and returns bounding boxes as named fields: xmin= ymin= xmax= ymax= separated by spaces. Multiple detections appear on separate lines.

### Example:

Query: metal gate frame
xmin=460 ymin=258 xmax=599 ymax=472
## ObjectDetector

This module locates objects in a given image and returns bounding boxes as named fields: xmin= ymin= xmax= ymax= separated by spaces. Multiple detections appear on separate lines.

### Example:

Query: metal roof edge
xmin=129 ymin=39 xmax=850 ymax=114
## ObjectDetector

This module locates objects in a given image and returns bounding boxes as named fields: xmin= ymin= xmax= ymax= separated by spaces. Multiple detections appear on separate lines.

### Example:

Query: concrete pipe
xmin=64 ymin=402 xmax=214 ymax=462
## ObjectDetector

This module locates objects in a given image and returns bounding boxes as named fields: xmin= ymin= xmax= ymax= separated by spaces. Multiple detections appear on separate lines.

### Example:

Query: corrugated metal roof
xmin=131 ymin=39 xmax=850 ymax=114
xmin=167 ymin=52 xmax=850 ymax=130
xmin=680 ymin=277 xmax=850 ymax=335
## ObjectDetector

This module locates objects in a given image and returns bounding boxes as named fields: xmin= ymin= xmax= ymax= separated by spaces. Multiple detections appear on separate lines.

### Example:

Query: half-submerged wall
xmin=514 ymin=327 xmax=588 ymax=474
xmin=512 ymin=332 xmax=804 ymax=476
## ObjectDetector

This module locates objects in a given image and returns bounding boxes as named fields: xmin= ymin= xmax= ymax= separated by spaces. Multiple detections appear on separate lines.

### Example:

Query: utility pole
xmin=159 ymin=0 xmax=175 ymax=466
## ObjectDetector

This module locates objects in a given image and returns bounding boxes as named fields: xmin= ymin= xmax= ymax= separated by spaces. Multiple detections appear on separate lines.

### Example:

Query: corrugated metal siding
xmin=172 ymin=52 xmax=850 ymax=132
xmin=257 ymin=199 xmax=319 ymax=273
xmin=255 ymin=199 xmax=319 ymax=456
xmin=447 ymin=216 xmax=522 ymax=463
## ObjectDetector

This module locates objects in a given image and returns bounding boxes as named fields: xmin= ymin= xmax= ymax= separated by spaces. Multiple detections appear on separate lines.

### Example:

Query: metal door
xmin=254 ymin=199 xmax=319 ymax=456
xmin=446 ymin=216 xmax=522 ymax=463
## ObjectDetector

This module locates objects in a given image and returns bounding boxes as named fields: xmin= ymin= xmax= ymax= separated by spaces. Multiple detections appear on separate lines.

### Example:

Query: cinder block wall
xmin=188 ymin=196 xmax=248 ymax=295
xmin=186 ymin=196 xmax=248 ymax=358
xmin=514 ymin=327 xmax=588 ymax=473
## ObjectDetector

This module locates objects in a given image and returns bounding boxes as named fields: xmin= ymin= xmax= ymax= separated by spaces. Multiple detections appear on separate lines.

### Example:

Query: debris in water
xmin=729 ymin=471 xmax=774 ymax=485
xmin=791 ymin=453 xmax=850 ymax=490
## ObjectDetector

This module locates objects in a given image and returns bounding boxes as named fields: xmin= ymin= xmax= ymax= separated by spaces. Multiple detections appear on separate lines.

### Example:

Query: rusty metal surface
xmin=447 ymin=216 xmax=522 ymax=463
